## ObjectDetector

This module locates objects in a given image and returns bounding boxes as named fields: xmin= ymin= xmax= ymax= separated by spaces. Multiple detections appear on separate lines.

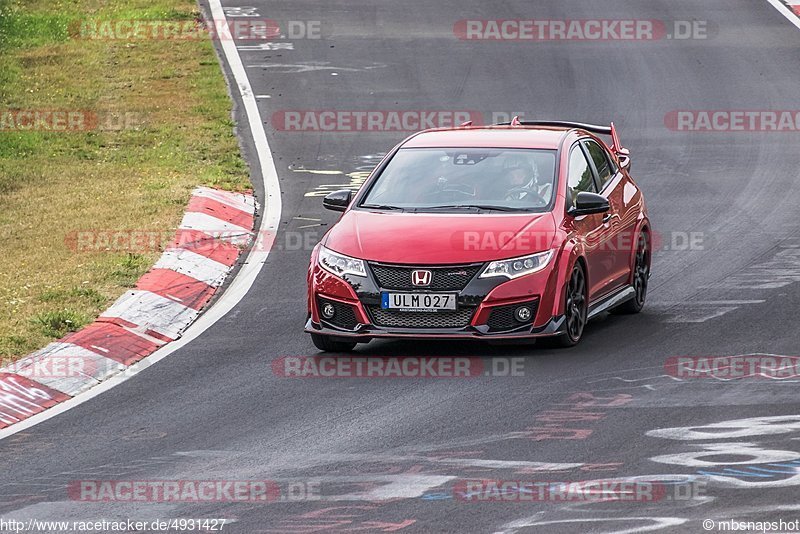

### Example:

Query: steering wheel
xmin=504 ymin=187 xmax=548 ymax=205
xmin=420 ymin=183 xmax=476 ymax=200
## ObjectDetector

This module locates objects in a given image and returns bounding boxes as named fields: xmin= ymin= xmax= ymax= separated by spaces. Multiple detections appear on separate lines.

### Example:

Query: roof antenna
xmin=460 ymin=120 xmax=473 ymax=127
xmin=510 ymin=116 xmax=521 ymax=126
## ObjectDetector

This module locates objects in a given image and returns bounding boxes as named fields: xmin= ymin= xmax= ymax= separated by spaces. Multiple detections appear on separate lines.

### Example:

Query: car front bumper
xmin=306 ymin=251 xmax=566 ymax=342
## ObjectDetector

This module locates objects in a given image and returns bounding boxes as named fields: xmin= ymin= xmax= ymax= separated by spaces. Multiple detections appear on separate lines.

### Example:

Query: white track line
xmin=766 ymin=0 xmax=800 ymax=29
xmin=0 ymin=0 xmax=282 ymax=440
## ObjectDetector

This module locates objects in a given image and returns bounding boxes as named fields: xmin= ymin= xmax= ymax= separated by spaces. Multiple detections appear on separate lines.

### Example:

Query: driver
xmin=502 ymin=156 xmax=542 ymax=201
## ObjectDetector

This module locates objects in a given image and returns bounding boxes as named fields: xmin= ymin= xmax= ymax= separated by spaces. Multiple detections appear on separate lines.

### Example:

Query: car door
xmin=566 ymin=142 xmax=614 ymax=301
xmin=583 ymin=138 xmax=636 ymax=292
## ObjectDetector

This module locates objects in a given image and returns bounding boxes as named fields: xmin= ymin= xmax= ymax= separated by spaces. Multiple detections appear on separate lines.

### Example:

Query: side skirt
xmin=587 ymin=285 xmax=636 ymax=319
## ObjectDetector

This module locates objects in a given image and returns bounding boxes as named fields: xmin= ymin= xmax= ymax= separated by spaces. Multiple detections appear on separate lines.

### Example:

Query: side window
xmin=567 ymin=145 xmax=596 ymax=208
xmin=584 ymin=140 xmax=614 ymax=190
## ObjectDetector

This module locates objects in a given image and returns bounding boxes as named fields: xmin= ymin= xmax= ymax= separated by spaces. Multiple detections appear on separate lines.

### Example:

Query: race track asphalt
xmin=2 ymin=1 xmax=800 ymax=532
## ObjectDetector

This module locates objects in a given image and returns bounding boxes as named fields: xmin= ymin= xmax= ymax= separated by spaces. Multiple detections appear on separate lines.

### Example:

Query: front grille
xmin=486 ymin=300 xmax=539 ymax=332
xmin=369 ymin=263 xmax=482 ymax=291
xmin=317 ymin=297 xmax=359 ymax=330
xmin=367 ymin=307 xmax=475 ymax=329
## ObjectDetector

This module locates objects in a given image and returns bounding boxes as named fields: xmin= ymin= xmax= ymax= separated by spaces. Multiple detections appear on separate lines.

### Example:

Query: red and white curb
xmin=769 ymin=0 xmax=800 ymax=28
xmin=784 ymin=0 xmax=800 ymax=16
xmin=0 ymin=186 xmax=256 ymax=429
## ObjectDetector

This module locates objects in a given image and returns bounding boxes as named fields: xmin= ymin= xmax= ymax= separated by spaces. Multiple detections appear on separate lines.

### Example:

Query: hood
xmin=323 ymin=209 xmax=556 ymax=264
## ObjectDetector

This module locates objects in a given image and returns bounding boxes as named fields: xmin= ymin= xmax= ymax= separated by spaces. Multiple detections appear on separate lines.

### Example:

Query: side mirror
xmin=322 ymin=189 xmax=352 ymax=212
xmin=617 ymin=147 xmax=631 ymax=172
xmin=570 ymin=192 xmax=610 ymax=216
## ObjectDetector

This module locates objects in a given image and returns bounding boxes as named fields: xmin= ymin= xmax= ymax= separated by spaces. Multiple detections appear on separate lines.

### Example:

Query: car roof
xmin=401 ymin=126 xmax=570 ymax=150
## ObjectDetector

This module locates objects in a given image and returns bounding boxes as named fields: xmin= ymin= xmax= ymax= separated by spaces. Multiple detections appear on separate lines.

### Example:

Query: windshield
xmin=360 ymin=148 xmax=557 ymax=212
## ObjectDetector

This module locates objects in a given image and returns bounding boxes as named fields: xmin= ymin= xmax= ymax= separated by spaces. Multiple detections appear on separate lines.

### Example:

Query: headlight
xmin=479 ymin=250 xmax=554 ymax=279
xmin=318 ymin=246 xmax=366 ymax=278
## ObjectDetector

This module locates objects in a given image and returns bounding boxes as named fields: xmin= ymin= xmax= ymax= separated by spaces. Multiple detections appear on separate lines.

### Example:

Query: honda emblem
xmin=411 ymin=270 xmax=432 ymax=287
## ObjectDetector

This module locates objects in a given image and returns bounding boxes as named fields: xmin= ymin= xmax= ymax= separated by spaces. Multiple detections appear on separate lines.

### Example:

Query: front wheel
xmin=553 ymin=263 xmax=588 ymax=348
xmin=612 ymin=231 xmax=650 ymax=315
xmin=311 ymin=333 xmax=358 ymax=352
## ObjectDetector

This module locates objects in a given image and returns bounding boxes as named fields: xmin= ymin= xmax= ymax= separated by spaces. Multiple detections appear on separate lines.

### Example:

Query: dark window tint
xmin=584 ymin=140 xmax=614 ymax=189
xmin=567 ymin=146 xmax=596 ymax=208
xmin=360 ymin=148 xmax=557 ymax=212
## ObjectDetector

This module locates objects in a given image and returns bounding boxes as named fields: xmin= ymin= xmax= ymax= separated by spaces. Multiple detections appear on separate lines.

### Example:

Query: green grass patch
xmin=0 ymin=0 xmax=251 ymax=359
xmin=110 ymin=253 xmax=152 ymax=287
xmin=39 ymin=286 xmax=107 ymax=307
xmin=32 ymin=309 xmax=90 ymax=338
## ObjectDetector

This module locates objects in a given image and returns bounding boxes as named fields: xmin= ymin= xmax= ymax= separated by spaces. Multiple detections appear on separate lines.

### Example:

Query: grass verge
xmin=0 ymin=0 xmax=250 ymax=361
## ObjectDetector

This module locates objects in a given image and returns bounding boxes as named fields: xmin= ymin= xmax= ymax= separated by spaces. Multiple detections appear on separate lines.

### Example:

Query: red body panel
xmin=324 ymin=211 xmax=556 ymax=264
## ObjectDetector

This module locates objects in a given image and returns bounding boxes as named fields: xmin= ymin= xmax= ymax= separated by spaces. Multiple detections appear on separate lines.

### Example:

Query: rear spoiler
xmin=496 ymin=118 xmax=627 ymax=155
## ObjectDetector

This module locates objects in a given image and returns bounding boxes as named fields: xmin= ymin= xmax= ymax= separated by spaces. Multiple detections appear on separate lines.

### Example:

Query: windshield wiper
xmin=361 ymin=204 xmax=405 ymax=211
xmin=418 ymin=204 xmax=523 ymax=212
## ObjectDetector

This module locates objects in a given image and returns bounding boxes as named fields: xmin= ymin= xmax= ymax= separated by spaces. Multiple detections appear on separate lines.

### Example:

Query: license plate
xmin=381 ymin=292 xmax=457 ymax=311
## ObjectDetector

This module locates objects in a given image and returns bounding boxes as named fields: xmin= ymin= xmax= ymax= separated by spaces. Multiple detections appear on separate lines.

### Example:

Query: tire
xmin=552 ymin=262 xmax=588 ymax=348
xmin=311 ymin=333 xmax=357 ymax=352
xmin=612 ymin=231 xmax=650 ymax=315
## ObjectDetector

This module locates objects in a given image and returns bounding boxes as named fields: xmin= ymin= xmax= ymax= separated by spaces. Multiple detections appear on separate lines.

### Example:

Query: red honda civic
xmin=305 ymin=120 xmax=651 ymax=351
